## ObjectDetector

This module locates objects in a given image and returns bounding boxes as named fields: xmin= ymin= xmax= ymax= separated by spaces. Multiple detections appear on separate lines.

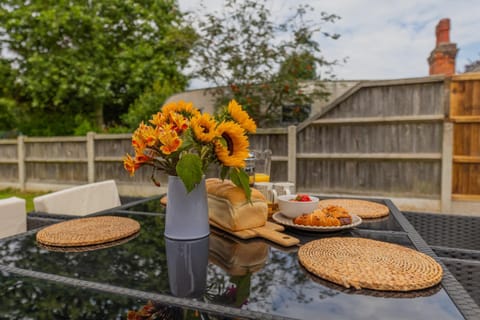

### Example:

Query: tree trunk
xmin=94 ymin=104 xmax=104 ymax=129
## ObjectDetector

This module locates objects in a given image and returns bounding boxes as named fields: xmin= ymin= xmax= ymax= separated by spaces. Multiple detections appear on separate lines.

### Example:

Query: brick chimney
xmin=428 ymin=18 xmax=458 ymax=76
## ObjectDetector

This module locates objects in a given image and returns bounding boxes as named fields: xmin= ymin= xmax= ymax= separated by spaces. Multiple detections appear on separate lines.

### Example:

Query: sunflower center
xmin=222 ymin=133 xmax=234 ymax=156
xmin=201 ymin=125 xmax=209 ymax=134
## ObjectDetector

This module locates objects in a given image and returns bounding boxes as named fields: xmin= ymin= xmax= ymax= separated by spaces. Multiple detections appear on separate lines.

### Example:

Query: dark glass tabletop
xmin=0 ymin=200 xmax=469 ymax=320
xmin=0 ymin=270 xmax=236 ymax=320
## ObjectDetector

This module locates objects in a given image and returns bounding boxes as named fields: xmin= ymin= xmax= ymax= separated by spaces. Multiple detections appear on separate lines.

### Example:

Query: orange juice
xmin=254 ymin=173 xmax=270 ymax=182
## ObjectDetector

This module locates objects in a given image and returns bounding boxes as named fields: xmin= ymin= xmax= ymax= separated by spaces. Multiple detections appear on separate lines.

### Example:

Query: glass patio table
xmin=0 ymin=195 xmax=479 ymax=319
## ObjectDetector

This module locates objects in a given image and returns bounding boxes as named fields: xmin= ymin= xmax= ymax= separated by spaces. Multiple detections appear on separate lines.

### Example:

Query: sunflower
xmin=191 ymin=113 xmax=218 ymax=143
xmin=215 ymin=121 xmax=249 ymax=167
xmin=227 ymin=99 xmax=257 ymax=133
xmin=162 ymin=100 xmax=201 ymax=118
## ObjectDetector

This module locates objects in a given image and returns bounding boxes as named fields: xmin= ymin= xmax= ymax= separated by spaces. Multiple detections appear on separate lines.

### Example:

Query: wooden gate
xmin=450 ymin=73 xmax=480 ymax=200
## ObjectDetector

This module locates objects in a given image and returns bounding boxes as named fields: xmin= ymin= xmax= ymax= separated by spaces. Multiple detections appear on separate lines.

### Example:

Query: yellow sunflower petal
xmin=191 ymin=113 xmax=218 ymax=143
xmin=215 ymin=121 xmax=249 ymax=167
xmin=227 ymin=99 xmax=257 ymax=133
xmin=162 ymin=100 xmax=201 ymax=118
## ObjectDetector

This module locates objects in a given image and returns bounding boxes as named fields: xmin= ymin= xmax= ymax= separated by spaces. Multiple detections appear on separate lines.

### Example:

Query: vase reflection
xmin=165 ymin=236 xmax=209 ymax=298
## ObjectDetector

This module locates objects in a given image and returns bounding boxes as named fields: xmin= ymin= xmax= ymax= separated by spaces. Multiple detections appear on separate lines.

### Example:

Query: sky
xmin=178 ymin=0 xmax=480 ymax=89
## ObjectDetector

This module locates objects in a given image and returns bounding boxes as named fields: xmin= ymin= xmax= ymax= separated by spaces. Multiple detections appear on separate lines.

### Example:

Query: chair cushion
xmin=33 ymin=180 xmax=121 ymax=216
xmin=0 ymin=197 xmax=26 ymax=238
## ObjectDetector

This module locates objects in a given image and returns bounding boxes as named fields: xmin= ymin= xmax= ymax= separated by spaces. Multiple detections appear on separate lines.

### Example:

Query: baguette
xmin=206 ymin=178 xmax=268 ymax=231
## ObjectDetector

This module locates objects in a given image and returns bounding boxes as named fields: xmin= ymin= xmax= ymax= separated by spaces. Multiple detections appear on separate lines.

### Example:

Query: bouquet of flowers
xmin=123 ymin=99 xmax=256 ymax=199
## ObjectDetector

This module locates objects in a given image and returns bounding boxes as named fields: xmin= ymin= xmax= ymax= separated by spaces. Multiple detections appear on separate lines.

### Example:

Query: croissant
xmin=293 ymin=206 xmax=351 ymax=227
xmin=323 ymin=205 xmax=352 ymax=225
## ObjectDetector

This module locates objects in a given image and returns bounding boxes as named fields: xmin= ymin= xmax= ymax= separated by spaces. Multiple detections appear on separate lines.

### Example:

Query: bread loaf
xmin=206 ymin=178 xmax=268 ymax=231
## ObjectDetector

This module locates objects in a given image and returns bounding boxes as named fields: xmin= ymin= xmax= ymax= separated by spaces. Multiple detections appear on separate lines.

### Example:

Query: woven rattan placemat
xmin=36 ymin=216 xmax=141 ymax=247
xmin=298 ymin=237 xmax=443 ymax=291
xmin=38 ymin=232 xmax=140 ymax=252
xmin=317 ymin=199 xmax=389 ymax=219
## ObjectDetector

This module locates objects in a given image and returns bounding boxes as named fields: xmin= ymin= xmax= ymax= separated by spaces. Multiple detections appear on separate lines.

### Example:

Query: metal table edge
xmin=384 ymin=199 xmax=480 ymax=319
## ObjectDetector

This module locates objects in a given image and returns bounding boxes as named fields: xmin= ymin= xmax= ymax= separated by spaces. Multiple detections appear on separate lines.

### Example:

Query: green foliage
xmin=73 ymin=114 xmax=99 ymax=136
xmin=0 ymin=97 xmax=18 ymax=135
xmin=122 ymin=80 xmax=183 ymax=130
xmin=190 ymin=0 xmax=341 ymax=127
xmin=279 ymin=51 xmax=318 ymax=80
xmin=229 ymin=168 xmax=251 ymax=201
xmin=176 ymin=153 xmax=203 ymax=193
xmin=0 ymin=0 xmax=195 ymax=136
xmin=0 ymin=59 xmax=21 ymax=136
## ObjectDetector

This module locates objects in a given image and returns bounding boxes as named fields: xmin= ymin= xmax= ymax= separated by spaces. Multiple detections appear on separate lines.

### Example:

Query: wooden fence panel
xmin=26 ymin=162 xmax=88 ymax=183
xmin=451 ymin=74 xmax=480 ymax=199
xmin=298 ymin=122 xmax=443 ymax=154
xmin=296 ymin=78 xmax=446 ymax=199
xmin=249 ymin=129 xmax=289 ymax=182
xmin=324 ymin=82 xmax=445 ymax=118
xmin=0 ymin=140 xmax=18 ymax=184
xmin=25 ymin=139 xmax=86 ymax=160
xmin=0 ymin=164 xmax=18 ymax=182
xmin=297 ymin=159 xmax=441 ymax=197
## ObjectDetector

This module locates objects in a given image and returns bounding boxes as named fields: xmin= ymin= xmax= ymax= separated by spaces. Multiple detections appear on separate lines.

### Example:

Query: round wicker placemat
xmin=298 ymin=237 xmax=443 ymax=292
xmin=317 ymin=199 xmax=389 ymax=219
xmin=38 ymin=232 xmax=140 ymax=252
xmin=36 ymin=216 xmax=141 ymax=247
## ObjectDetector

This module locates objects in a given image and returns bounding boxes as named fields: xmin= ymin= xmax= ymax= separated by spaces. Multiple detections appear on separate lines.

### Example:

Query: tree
xmin=189 ymin=0 xmax=341 ymax=127
xmin=0 ymin=59 xmax=19 ymax=136
xmin=0 ymin=0 xmax=195 ymax=136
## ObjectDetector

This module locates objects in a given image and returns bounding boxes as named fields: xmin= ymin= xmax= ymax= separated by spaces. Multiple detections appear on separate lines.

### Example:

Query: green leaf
xmin=229 ymin=168 xmax=251 ymax=202
xmin=219 ymin=165 xmax=229 ymax=180
xmin=176 ymin=154 xmax=203 ymax=193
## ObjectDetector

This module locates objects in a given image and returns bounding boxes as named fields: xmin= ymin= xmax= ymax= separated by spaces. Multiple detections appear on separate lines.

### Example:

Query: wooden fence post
xmin=287 ymin=125 xmax=297 ymax=184
xmin=87 ymin=132 xmax=95 ymax=183
xmin=17 ymin=135 xmax=25 ymax=191
xmin=441 ymin=122 xmax=453 ymax=213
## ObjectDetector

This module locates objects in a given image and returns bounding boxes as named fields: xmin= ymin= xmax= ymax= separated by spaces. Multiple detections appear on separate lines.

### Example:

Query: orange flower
xmin=123 ymin=154 xmax=139 ymax=176
xmin=149 ymin=112 xmax=167 ymax=127
xmin=158 ymin=125 xmax=182 ymax=155
xmin=132 ymin=122 xmax=158 ymax=153
xmin=167 ymin=112 xmax=189 ymax=134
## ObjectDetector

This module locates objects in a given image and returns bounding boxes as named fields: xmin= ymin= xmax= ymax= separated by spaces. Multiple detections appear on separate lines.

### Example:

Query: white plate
xmin=272 ymin=212 xmax=362 ymax=232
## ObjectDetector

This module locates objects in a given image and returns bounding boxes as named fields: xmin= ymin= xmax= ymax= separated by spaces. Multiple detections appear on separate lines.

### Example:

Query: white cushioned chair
xmin=33 ymin=180 xmax=121 ymax=216
xmin=0 ymin=197 xmax=27 ymax=238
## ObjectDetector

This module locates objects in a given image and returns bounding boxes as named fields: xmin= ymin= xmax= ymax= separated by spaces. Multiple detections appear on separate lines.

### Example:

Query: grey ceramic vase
xmin=164 ymin=175 xmax=210 ymax=240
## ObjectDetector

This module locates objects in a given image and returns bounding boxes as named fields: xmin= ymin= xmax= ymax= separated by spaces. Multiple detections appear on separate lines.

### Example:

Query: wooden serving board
xmin=210 ymin=220 xmax=300 ymax=247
